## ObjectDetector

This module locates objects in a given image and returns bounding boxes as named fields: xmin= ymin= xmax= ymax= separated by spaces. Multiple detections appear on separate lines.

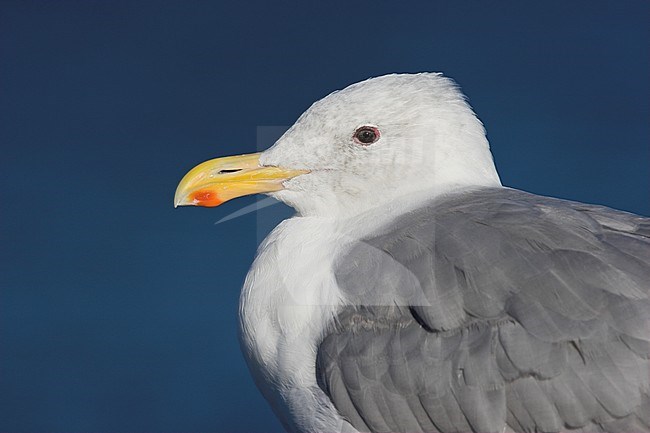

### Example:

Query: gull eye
xmin=353 ymin=126 xmax=380 ymax=145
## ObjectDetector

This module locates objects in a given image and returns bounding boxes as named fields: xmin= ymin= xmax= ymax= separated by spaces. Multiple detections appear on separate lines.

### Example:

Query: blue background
xmin=1 ymin=1 xmax=648 ymax=431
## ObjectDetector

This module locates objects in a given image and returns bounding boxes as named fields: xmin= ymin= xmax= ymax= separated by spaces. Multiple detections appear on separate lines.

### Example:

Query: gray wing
xmin=317 ymin=187 xmax=650 ymax=433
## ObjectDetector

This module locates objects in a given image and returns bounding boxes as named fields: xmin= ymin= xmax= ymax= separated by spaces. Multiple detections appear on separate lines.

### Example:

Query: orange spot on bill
xmin=191 ymin=190 xmax=223 ymax=207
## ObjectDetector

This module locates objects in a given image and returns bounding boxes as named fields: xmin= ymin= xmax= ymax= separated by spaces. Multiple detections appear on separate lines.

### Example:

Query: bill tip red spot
xmin=191 ymin=190 xmax=223 ymax=207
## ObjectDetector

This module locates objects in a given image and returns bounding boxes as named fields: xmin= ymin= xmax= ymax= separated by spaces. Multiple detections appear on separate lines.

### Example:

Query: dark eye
xmin=353 ymin=126 xmax=380 ymax=145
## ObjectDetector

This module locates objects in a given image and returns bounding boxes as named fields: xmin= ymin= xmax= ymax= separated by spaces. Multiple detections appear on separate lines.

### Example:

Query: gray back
xmin=317 ymin=187 xmax=650 ymax=432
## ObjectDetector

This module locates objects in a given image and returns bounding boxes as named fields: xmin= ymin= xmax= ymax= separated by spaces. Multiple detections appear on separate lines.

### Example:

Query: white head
xmin=260 ymin=73 xmax=501 ymax=217
xmin=175 ymin=73 xmax=501 ymax=218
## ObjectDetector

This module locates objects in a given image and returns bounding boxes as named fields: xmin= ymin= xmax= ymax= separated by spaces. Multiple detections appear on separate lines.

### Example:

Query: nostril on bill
xmin=218 ymin=169 xmax=242 ymax=174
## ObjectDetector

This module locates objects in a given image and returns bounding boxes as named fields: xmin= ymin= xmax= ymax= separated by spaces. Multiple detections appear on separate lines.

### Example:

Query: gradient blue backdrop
xmin=1 ymin=1 xmax=648 ymax=431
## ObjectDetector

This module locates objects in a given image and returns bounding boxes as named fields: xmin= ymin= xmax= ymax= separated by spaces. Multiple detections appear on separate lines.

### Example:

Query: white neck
xmin=238 ymin=216 xmax=356 ymax=432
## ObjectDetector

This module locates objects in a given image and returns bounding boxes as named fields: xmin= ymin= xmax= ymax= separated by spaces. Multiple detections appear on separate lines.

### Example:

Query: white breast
xmin=238 ymin=216 xmax=358 ymax=433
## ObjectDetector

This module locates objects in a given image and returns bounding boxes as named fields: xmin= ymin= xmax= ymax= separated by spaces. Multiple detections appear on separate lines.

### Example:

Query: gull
xmin=175 ymin=73 xmax=650 ymax=433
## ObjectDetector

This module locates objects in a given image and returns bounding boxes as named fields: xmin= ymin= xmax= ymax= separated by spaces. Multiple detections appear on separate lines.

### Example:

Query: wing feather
xmin=317 ymin=187 xmax=650 ymax=432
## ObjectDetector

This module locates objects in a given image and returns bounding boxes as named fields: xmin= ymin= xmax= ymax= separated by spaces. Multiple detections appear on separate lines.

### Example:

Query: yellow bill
xmin=174 ymin=152 xmax=308 ymax=207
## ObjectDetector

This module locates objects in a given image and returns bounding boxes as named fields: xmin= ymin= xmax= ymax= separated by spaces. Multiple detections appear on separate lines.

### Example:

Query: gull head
xmin=175 ymin=73 xmax=501 ymax=217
